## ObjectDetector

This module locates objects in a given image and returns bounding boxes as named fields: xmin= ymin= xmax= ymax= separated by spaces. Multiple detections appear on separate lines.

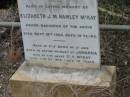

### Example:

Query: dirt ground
xmin=0 ymin=62 xmax=19 ymax=97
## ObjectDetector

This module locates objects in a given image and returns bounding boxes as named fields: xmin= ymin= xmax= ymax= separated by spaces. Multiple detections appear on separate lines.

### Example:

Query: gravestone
xmin=18 ymin=0 xmax=100 ymax=69
xmin=8 ymin=0 xmax=116 ymax=97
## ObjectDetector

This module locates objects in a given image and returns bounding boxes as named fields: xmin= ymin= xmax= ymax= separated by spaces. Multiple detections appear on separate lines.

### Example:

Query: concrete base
xmin=8 ymin=62 xmax=116 ymax=97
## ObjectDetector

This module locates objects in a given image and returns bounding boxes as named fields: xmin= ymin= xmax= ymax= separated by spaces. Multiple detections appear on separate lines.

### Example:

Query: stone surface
xmin=8 ymin=62 xmax=116 ymax=97
xmin=17 ymin=0 xmax=101 ymax=69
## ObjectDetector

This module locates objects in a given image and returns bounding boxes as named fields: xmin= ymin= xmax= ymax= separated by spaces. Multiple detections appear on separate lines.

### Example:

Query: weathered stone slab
xmin=8 ymin=62 xmax=116 ymax=97
xmin=17 ymin=0 xmax=101 ymax=69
